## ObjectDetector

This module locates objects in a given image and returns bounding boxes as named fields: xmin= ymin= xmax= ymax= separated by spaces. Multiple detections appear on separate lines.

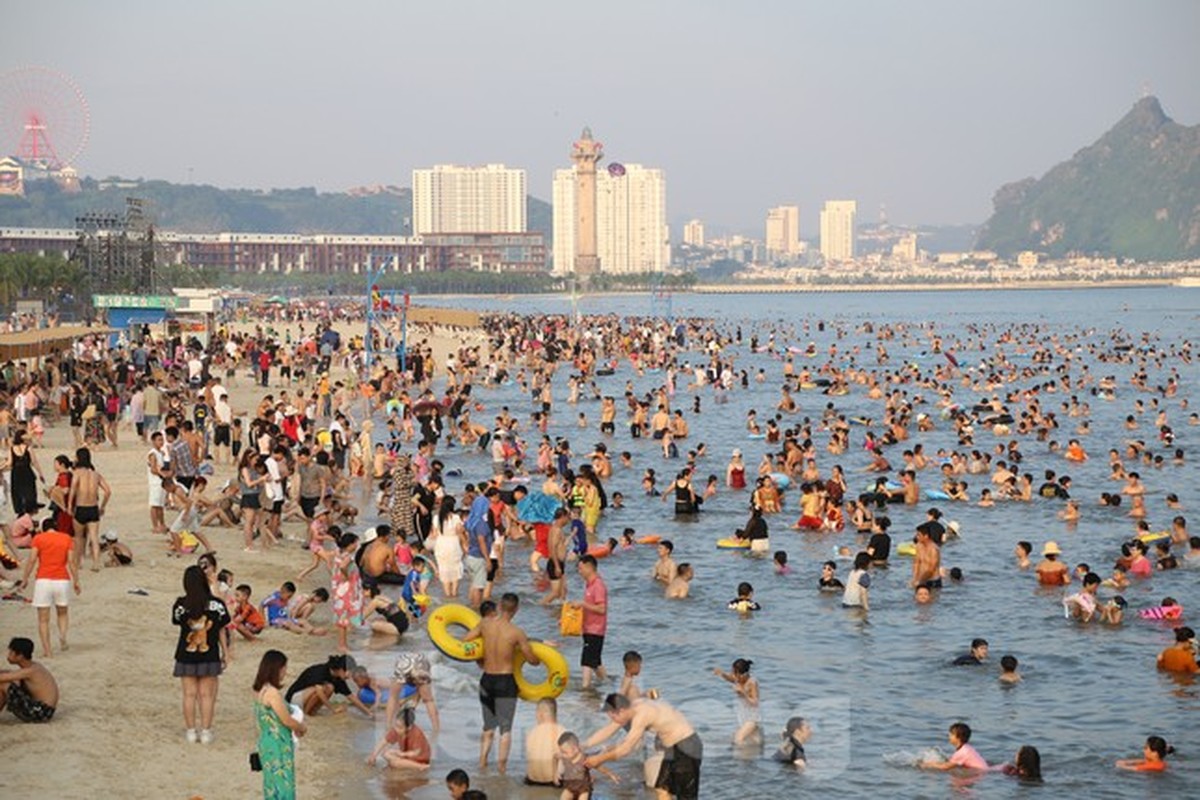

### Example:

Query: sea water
xmin=352 ymin=287 xmax=1197 ymax=799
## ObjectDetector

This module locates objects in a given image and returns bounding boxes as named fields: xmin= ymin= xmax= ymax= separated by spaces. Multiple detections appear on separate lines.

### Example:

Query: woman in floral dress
xmin=253 ymin=649 xmax=306 ymax=800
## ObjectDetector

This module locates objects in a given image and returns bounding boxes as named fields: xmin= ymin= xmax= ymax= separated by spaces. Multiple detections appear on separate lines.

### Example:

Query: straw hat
xmin=1042 ymin=541 xmax=1062 ymax=556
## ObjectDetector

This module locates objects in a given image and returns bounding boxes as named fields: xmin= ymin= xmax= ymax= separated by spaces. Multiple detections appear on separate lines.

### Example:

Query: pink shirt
xmin=582 ymin=575 xmax=608 ymax=636
xmin=948 ymin=744 xmax=989 ymax=770
xmin=1128 ymin=555 xmax=1152 ymax=578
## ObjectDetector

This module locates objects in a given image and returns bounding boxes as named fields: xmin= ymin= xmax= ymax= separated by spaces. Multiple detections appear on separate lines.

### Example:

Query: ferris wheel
xmin=0 ymin=65 xmax=90 ymax=171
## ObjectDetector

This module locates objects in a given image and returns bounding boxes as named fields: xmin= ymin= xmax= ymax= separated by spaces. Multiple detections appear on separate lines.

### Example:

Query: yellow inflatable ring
xmin=1137 ymin=531 xmax=1170 ymax=545
xmin=427 ymin=603 xmax=483 ymax=662
xmin=896 ymin=542 xmax=917 ymax=557
xmin=514 ymin=641 xmax=570 ymax=701
xmin=716 ymin=538 xmax=750 ymax=550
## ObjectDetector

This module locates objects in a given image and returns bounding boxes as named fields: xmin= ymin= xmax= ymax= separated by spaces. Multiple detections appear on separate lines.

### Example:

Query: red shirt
xmin=32 ymin=530 xmax=73 ymax=580
xmin=385 ymin=725 xmax=431 ymax=764
xmin=583 ymin=575 xmax=608 ymax=636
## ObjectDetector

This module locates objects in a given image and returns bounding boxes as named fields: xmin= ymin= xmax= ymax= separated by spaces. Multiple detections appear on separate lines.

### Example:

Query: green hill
xmin=975 ymin=96 xmax=1200 ymax=260
xmin=0 ymin=177 xmax=553 ymax=243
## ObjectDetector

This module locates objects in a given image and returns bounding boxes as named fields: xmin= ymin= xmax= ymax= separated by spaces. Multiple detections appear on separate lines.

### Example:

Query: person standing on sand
xmin=16 ymin=518 xmax=79 ymax=658
xmin=67 ymin=447 xmax=111 ymax=574
xmin=253 ymin=649 xmax=306 ymax=800
xmin=146 ymin=431 xmax=172 ymax=536
xmin=0 ymin=636 xmax=59 ymax=722
xmin=463 ymin=593 xmax=540 ymax=774
xmin=172 ymin=564 xmax=230 ymax=744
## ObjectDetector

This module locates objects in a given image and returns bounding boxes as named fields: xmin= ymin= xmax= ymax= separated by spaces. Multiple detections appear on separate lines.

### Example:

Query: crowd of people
xmin=1 ymin=305 xmax=1195 ymax=799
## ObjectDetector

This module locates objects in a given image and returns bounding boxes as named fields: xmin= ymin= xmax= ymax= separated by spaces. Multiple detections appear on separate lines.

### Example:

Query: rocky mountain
xmin=0 ymin=177 xmax=553 ymax=244
xmin=975 ymin=96 xmax=1200 ymax=260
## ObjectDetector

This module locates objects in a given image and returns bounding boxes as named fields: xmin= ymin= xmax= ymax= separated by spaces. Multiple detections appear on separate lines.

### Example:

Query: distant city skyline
xmin=4 ymin=0 xmax=1198 ymax=235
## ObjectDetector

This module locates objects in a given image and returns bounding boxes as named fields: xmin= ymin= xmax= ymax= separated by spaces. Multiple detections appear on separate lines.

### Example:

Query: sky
xmin=4 ymin=0 xmax=1199 ymax=235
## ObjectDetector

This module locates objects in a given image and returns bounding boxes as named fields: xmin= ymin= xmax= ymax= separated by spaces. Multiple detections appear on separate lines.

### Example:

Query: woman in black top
xmin=172 ymin=564 xmax=231 ymax=744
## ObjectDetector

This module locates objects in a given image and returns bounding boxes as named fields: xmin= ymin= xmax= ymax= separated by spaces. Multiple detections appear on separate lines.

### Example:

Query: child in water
xmin=555 ymin=731 xmax=619 ymax=800
xmin=727 ymin=582 xmax=761 ymax=614
xmin=713 ymin=658 xmax=762 ymax=745
xmin=772 ymin=716 xmax=812 ymax=768
xmin=1115 ymin=736 xmax=1173 ymax=772
xmin=774 ymin=551 xmax=792 ymax=576
xmin=919 ymin=722 xmax=989 ymax=771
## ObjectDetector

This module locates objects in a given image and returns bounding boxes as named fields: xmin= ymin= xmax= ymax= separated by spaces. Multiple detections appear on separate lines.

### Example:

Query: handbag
xmin=81 ymin=404 xmax=97 ymax=421
xmin=559 ymin=602 xmax=583 ymax=637
xmin=249 ymin=752 xmax=262 ymax=772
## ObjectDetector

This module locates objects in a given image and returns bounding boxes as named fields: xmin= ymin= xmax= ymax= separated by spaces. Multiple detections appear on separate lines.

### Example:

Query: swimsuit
xmin=656 ymin=733 xmax=703 ymax=800
xmin=74 ymin=505 xmax=100 ymax=524
xmin=479 ymin=673 xmax=519 ymax=733
xmin=5 ymin=681 xmax=56 ymax=722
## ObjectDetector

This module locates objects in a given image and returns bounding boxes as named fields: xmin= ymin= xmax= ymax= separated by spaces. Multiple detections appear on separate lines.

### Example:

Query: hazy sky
xmin=5 ymin=0 xmax=1198 ymax=234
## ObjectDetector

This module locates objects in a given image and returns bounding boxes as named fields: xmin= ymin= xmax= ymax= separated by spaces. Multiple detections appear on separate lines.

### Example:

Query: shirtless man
xmin=359 ymin=525 xmax=404 ymax=586
xmin=911 ymin=527 xmax=942 ymax=590
xmin=0 ymin=637 xmax=58 ymax=722
xmin=586 ymin=694 xmax=703 ymax=800
xmin=652 ymin=541 xmax=677 ymax=584
xmin=539 ymin=509 xmax=568 ymax=605
xmin=463 ymin=593 xmax=540 ymax=774
xmin=67 ymin=447 xmax=111 ymax=573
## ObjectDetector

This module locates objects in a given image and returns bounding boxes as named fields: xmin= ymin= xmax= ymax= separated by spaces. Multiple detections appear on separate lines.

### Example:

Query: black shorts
xmin=74 ymin=505 xmax=100 ymax=524
xmin=919 ymin=578 xmax=944 ymax=590
xmin=270 ymin=499 xmax=284 ymax=515
xmin=300 ymin=496 xmax=320 ymax=519
xmin=546 ymin=558 xmax=565 ymax=581
xmin=487 ymin=557 xmax=500 ymax=582
xmin=656 ymin=733 xmax=702 ymax=799
xmin=176 ymin=476 xmax=195 ymax=490
xmin=581 ymin=633 xmax=604 ymax=669
xmin=214 ymin=424 xmax=231 ymax=446
xmin=241 ymin=494 xmax=261 ymax=510
xmin=479 ymin=673 xmax=519 ymax=733
xmin=600 ymin=421 xmax=615 ymax=434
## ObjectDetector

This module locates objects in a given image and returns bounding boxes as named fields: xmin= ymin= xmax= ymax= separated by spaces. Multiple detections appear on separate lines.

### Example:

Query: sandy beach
xmin=1 ymin=320 xmax=485 ymax=800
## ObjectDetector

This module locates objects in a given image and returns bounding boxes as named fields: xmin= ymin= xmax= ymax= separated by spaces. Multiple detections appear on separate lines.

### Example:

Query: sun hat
xmin=1043 ymin=541 xmax=1062 ymax=556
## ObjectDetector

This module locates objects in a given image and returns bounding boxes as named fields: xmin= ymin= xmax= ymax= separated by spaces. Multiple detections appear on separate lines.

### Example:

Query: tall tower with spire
xmin=570 ymin=127 xmax=603 ymax=278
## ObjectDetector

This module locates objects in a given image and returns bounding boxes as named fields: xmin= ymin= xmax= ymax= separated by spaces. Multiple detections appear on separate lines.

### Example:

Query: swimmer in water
xmin=772 ymin=716 xmax=811 ymax=768
xmin=1115 ymin=735 xmax=1173 ymax=772
xmin=727 ymin=582 xmax=760 ymax=615
xmin=665 ymin=564 xmax=693 ymax=599
xmin=919 ymin=721 xmax=989 ymax=771
xmin=998 ymin=655 xmax=1021 ymax=684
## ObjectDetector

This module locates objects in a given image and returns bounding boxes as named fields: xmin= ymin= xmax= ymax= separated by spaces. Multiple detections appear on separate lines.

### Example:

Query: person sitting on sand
xmin=366 ymin=707 xmax=431 ymax=770
xmin=0 ymin=636 xmax=58 ymax=722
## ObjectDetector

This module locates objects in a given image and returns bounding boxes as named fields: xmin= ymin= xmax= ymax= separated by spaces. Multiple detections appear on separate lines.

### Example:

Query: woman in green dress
xmin=253 ymin=650 xmax=308 ymax=799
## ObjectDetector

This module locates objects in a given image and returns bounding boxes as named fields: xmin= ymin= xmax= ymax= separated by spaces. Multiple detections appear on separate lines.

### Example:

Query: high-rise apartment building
xmin=765 ymin=205 xmax=801 ymax=258
xmin=683 ymin=219 xmax=705 ymax=248
xmin=411 ymin=164 xmax=526 ymax=234
xmin=819 ymin=200 xmax=857 ymax=261
xmin=553 ymin=164 xmax=668 ymax=274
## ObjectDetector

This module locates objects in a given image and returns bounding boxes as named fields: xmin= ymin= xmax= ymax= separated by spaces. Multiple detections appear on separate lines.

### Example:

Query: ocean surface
xmin=353 ymin=287 xmax=1198 ymax=799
